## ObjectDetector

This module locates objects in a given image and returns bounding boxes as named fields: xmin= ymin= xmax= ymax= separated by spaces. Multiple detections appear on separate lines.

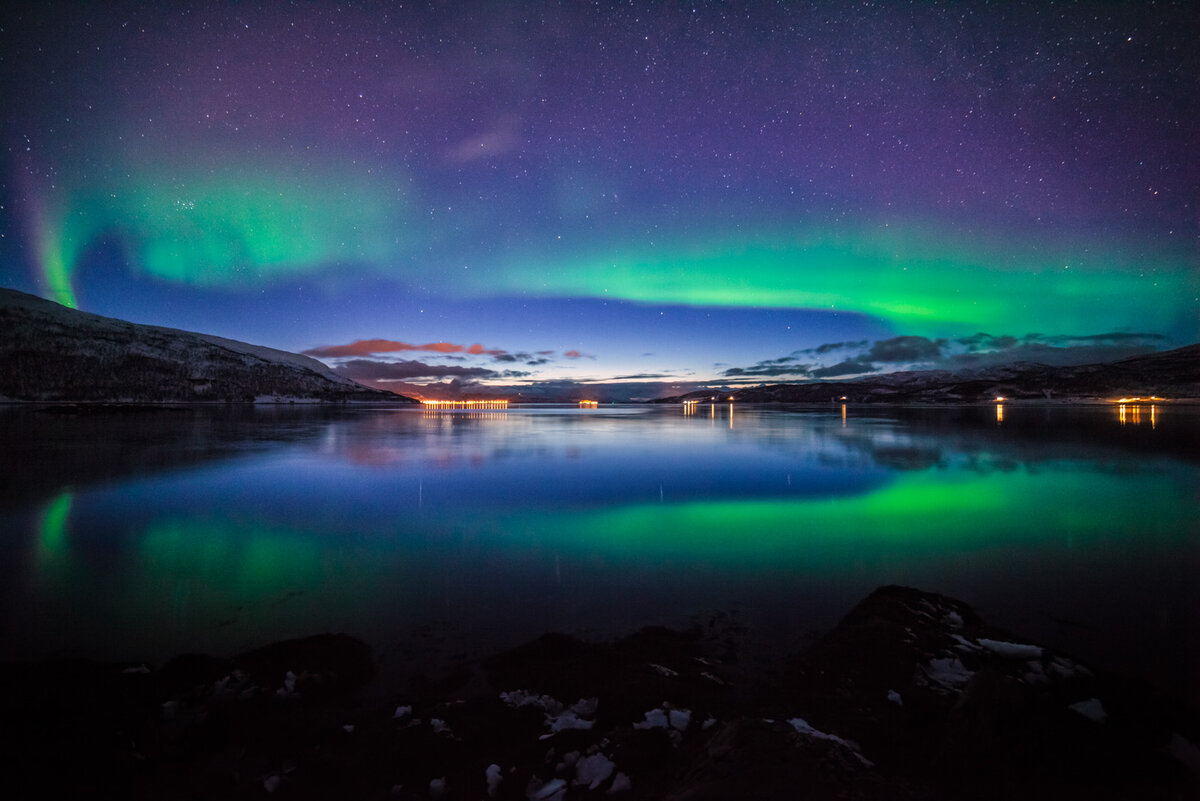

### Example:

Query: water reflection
xmin=0 ymin=403 xmax=1196 ymax=707
xmin=34 ymin=491 xmax=72 ymax=585
xmin=1118 ymin=403 xmax=1160 ymax=429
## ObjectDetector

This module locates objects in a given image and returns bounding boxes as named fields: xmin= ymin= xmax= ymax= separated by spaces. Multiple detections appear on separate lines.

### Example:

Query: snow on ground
xmin=1068 ymin=698 xmax=1108 ymax=724
xmin=574 ymin=753 xmax=616 ymax=790
xmin=788 ymin=718 xmax=875 ymax=768
xmin=923 ymin=656 xmax=974 ymax=690
xmin=500 ymin=691 xmax=598 ymax=735
xmin=978 ymin=638 xmax=1044 ymax=659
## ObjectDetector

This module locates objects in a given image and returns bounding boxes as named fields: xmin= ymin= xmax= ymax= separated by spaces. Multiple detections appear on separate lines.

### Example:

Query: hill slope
xmin=0 ymin=288 xmax=413 ymax=403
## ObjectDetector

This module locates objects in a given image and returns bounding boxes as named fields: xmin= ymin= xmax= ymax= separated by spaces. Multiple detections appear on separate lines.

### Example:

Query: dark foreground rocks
xmin=2 ymin=588 xmax=1197 ymax=800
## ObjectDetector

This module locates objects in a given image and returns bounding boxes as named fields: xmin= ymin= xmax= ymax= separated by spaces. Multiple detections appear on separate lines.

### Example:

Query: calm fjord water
xmin=2 ymin=403 xmax=1197 ymax=702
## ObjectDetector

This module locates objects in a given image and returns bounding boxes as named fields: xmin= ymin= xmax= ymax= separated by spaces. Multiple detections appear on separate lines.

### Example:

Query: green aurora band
xmin=33 ymin=159 xmax=1195 ymax=337
xmin=490 ymin=226 xmax=1198 ymax=336
xmin=35 ymin=158 xmax=410 ymax=292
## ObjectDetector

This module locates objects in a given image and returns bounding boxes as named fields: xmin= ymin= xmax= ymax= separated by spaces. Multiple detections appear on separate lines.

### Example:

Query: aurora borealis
xmin=2 ymin=2 xmax=1196 ymax=398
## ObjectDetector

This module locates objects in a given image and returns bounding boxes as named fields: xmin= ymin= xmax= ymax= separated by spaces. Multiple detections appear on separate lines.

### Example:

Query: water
xmin=2 ymin=402 xmax=1197 ymax=705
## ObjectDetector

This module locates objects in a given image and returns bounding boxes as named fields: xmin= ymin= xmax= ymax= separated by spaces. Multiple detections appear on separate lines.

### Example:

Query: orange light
xmin=420 ymin=399 xmax=509 ymax=408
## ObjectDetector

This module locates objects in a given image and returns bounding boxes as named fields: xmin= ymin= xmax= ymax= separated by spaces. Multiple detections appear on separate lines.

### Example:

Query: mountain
xmin=0 ymin=288 xmax=415 ymax=403
xmin=663 ymin=344 xmax=1200 ymax=404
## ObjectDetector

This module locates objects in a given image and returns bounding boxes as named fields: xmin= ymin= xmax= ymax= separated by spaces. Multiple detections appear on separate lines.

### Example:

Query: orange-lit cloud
xmin=306 ymin=338 xmax=586 ymax=364
xmin=305 ymin=339 xmax=504 ymax=358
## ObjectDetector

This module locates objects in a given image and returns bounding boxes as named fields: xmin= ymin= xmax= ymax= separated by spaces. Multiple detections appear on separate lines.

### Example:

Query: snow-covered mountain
xmin=0 ymin=288 xmax=413 ymax=403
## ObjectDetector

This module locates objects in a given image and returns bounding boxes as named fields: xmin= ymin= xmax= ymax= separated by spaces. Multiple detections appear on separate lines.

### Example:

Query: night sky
xmin=2 ymin=2 xmax=1196 ymax=399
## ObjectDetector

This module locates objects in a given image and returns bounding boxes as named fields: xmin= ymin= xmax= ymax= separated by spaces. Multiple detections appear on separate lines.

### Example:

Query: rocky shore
xmin=3 ymin=586 xmax=1197 ymax=800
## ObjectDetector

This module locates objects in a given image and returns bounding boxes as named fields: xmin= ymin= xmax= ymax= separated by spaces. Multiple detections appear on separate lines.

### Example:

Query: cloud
xmin=808 ymin=358 xmax=878 ymax=378
xmin=304 ymin=339 xmax=500 ymax=358
xmin=727 ymin=330 xmax=1172 ymax=385
xmin=445 ymin=114 xmax=523 ymax=164
xmin=800 ymin=340 xmax=868 ymax=355
xmin=609 ymin=373 xmax=673 ymax=380
xmin=467 ymin=343 xmax=509 ymax=356
xmin=333 ymin=359 xmax=499 ymax=383
xmin=957 ymin=333 xmax=1020 ymax=352
xmin=721 ymin=362 xmax=813 ymax=378
xmin=864 ymin=335 xmax=944 ymax=362
xmin=305 ymin=338 xmax=607 ymax=366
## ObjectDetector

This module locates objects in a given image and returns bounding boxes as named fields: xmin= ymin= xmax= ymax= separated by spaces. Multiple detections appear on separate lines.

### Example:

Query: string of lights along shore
xmin=2 ymin=2 xmax=1195 ymax=401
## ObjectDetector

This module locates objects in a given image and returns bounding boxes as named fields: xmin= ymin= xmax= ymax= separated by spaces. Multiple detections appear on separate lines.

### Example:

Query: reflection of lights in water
xmin=421 ymin=409 xmax=509 ymax=420
xmin=1117 ymin=403 xmax=1160 ymax=428
xmin=729 ymin=402 xmax=734 ymax=429
xmin=996 ymin=403 xmax=1004 ymax=423
xmin=841 ymin=403 xmax=847 ymax=427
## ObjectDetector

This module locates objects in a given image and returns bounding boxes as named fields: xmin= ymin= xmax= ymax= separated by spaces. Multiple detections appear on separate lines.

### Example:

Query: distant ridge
xmin=662 ymin=343 xmax=1200 ymax=404
xmin=0 ymin=288 xmax=415 ymax=404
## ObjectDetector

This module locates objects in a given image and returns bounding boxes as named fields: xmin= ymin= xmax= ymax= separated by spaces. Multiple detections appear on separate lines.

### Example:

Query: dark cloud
xmin=610 ymin=373 xmax=672 ymax=380
xmin=710 ymin=330 xmax=1174 ymax=391
xmin=378 ymin=377 xmax=490 ymax=399
xmin=721 ymin=363 xmax=812 ymax=378
xmin=801 ymin=339 xmax=868 ymax=355
xmin=957 ymin=333 xmax=1020 ymax=352
xmin=864 ymin=335 xmax=943 ymax=363
xmin=939 ymin=331 xmax=1169 ymax=369
xmin=809 ymin=358 xmax=878 ymax=378
xmin=1032 ymin=332 xmax=1168 ymax=346
xmin=333 ymin=359 xmax=499 ymax=383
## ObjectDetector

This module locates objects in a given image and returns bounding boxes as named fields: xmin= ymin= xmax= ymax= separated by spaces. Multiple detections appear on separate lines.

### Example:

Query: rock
xmin=3 ymin=587 xmax=1196 ymax=800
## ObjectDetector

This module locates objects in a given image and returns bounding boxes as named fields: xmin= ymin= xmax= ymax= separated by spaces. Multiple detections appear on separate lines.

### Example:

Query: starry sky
xmin=2 ymin=1 xmax=1196 ymax=399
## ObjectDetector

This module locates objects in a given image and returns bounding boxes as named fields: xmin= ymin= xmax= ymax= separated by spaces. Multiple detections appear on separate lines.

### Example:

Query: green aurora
xmin=36 ymin=166 xmax=1194 ymax=337
xmin=489 ymin=226 xmax=1198 ymax=336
